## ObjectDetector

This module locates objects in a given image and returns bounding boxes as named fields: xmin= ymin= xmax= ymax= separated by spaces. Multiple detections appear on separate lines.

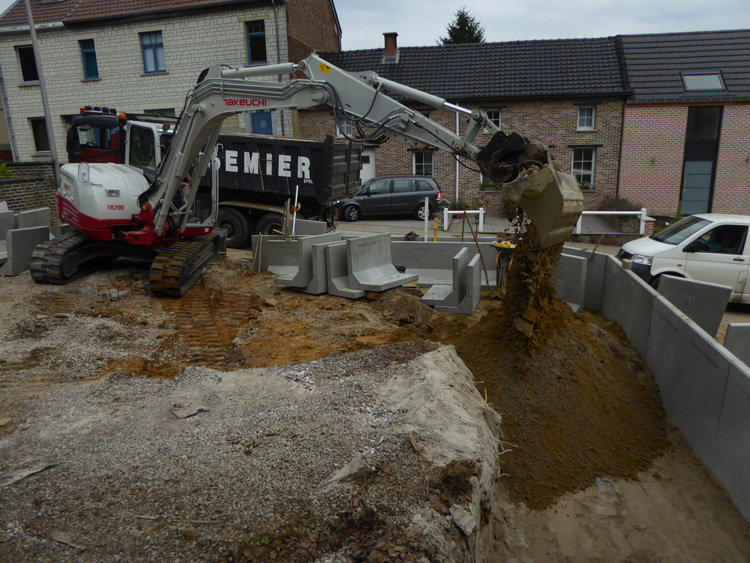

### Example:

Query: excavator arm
xmin=131 ymin=53 xmax=583 ymax=249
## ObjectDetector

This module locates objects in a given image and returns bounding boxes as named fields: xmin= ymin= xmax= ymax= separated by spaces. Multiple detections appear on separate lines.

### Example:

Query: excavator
xmin=30 ymin=53 xmax=583 ymax=297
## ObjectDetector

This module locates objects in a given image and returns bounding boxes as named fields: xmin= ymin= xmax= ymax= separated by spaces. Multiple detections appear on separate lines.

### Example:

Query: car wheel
xmin=414 ymin=203 xmax=431 ymax=221
xmin=217 ymin=207 xmax=251 ymax=248
xmin=256 ymin=212 xmax=285 ymax=236
xmin=649 ymin=275 xmax=661 ymax=290
xmin=343 ymin=205 xmax=361 ymax=222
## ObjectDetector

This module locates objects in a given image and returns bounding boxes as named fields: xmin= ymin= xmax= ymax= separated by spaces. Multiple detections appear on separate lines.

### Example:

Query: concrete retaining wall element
xmin=421 ymin=248 xmax=481 ymax=315
xmin=657 ymin=276 xmax=732 ymax=338
xmin=325 ymin=242 xmax=365 ymax=299
xmin=556 ymin=254 xmax=586 ymax=313
xmin=596 ymin=256 xmax=750 ymax=522
xmin=0 ymin=211 xmax=13 ymax=240
xmin=712 ymin=362 xmax=750 ymax=523
xmin=0 ymin=226 xmax=50 ymax=275
xmin=347 ymin=234 xmax=417 ymax=291
xmin=268 ymin=233 xmax=341 ymax=294
xmin=17 ymin=208 xmax=51 ymax=229
xmin=561 ymin=246 xmax=608 ymax=312
xmin=725 ymin=324 xmax=750 ymax=367
xmin=391 ymin=241 xmax=497 ymax=287
xmin=250 ymin=234 xmax=285 ymax=272
xmin=283 ymin=218 xmax=328 ymax=236
xmin=601 ymin=255 xmax=657 ymax=358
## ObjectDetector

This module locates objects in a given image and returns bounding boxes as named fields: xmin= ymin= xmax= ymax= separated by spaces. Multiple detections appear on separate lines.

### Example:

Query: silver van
xmin=617 ymin=214 xmax=750 ymax=303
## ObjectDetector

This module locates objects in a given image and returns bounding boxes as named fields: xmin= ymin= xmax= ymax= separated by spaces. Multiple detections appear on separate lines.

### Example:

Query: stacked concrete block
xmin=421 ymin=247 xmax=481 ymax=315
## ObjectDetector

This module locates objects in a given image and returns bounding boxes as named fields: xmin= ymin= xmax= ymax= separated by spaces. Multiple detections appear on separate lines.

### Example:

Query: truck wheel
xmin=217 ymin=208 xmax=251 ymax=248
xmin=256 ymin=213 xmax=284 ymax=236
xmin=343 ymin=205 xmax=360 ymax=222
xmin=414 ymin=203 xmax=431 ymax=220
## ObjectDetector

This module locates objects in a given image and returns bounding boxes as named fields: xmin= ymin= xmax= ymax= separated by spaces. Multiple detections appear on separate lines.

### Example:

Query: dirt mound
xmin=452 ymin=300 xmax=667 ymax=509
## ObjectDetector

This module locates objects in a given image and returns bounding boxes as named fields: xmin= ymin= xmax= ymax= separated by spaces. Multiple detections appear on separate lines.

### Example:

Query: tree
xmin=440 ymin=6 xmax=485 ymax=45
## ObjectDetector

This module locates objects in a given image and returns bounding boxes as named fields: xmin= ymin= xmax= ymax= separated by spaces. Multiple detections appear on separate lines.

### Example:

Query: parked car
xmin=332 ymin=175 xmax=448 ymax=222
xmin=617 ymin=213 xmax=750 ymax=303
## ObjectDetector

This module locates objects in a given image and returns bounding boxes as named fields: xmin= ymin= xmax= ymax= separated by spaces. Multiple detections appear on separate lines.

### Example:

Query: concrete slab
xmin=724 ymin=324 xmax=750 ymax=367
xmin=0 ymin=226 xmax=50 ymax=276
xmin=347 ymin=234 xmax=417 ymax=291
xmin=712 ymin=361 xmax=750 ymax=522
xmin=325 ymin=242 xmax=365 ymax=299
xmin=285 ymin=217 xmax=328 ymax=236
xmin=17 ymin=207 xmax=51 ymax=229
xmin=646 ymin=295 xmax=731 ymax=463
xmin=557 ymin=253 xmax=586 ymax=313
xmin=601 ymin=256 xmax=657 ymax=358
xmin=658 ymin=276 xmax=732 ymax=338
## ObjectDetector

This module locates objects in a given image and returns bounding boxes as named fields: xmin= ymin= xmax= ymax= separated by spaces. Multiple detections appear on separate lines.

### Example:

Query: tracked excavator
xmin=30 ymin=53 xmax=583 ymax=296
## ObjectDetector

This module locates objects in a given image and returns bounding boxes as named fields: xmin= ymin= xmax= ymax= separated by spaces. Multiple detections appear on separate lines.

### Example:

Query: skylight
xmin=682 ymin=73 xmax=726 ymax=92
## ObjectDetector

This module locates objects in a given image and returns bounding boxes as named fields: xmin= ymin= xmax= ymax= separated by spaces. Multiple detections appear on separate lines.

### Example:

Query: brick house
xmin=0 ymin=0 xmax=341 ymax=163
xmin=617 ymin=30 xmax=750 ymax=217
xmin=297 ymin=33 xmax=630 ymax=215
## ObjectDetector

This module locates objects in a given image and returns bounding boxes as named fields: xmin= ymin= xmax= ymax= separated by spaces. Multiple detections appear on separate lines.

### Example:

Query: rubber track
xmin=149 ymin=232 xmax=223 ymax=297
xmin=29 ymin=231 xmax=90 ymax=285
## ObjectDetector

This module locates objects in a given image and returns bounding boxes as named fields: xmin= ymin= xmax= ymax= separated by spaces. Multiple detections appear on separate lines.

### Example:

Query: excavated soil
xmin=2 ymin=248 xmax=750 ymax=561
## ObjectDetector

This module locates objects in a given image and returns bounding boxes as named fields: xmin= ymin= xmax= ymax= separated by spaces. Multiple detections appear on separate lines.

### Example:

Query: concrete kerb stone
xmin=557 ymin=253 xmax=586 ymax=313
xmin=713 ymin=361 xmax=750 ymax=522
xmin=657 ymin=275 xmax=732 ymax=338
xmin=725 ymin=324 xmax=750 ymax=367
xmin=346 ymin=234 xmax=417 ymax=291
xmin=0 ymin=226 xmax=50 ymax=276
xmin=601 ymin=255 xmax=657 ymax=358
xmin=646 ymin=295 xmax=731 ymax=464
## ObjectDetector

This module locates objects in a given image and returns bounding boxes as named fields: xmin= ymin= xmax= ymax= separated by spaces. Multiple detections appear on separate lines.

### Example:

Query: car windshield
xmin=650 ymin=216 xmax=710 ymax=245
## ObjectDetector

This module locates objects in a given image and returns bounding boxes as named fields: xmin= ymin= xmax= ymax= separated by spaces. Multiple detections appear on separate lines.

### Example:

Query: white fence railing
xmin=574 ymin=208 xmax=650 ymax=236
xmin=441 ymin=208 xmax=485 ymax=233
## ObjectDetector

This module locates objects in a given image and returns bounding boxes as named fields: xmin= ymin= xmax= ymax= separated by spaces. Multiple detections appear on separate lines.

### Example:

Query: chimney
xmin=383 ymin=32 xmax=398 ymax=58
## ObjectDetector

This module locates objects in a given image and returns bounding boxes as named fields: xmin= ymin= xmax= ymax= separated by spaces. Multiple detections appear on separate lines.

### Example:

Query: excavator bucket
xmin=501 ymin=165 xmax=584 ymax=249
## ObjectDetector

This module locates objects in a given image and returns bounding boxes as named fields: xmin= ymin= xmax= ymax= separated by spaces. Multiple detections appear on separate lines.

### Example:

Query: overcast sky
xmin=337 ymin=0 xmax=750 ymax=50
xmin=1 ymin=0 xmax=749 ymax=50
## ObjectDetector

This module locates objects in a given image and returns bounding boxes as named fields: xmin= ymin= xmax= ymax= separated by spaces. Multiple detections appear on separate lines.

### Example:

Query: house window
xmin=572 ymin=148 xmax=595 ymax=189
xmin=246 ymin=20 xmax=267 ymax=65
xmin=682 ymin=73 xmax=725 ymax=92
xmin=30 ymin=118 xmax=49 ymax=152
xmin=16 ymin=45 xmax=38 ymax=82
xmin=577 ymin=106 xmax=595 ymax=131
xmin=79 ymin=39 xmax=99 ymax=80
xmin=336 ymin=120 xmax=352 ymax=138
xmin=144 ymin=108 xmax=176 ymax=117
xmin=140 ymin=31 xmax=165 ymax=74
xmin=485 ymin=109 xmax=501 ymax=128
xmin=414 ymin=151 xmax=433 ymax=176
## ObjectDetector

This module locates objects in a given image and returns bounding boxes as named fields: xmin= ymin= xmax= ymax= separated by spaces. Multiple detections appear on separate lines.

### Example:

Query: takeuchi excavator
xmin=30 ymin=53 xmax=584 ymax=296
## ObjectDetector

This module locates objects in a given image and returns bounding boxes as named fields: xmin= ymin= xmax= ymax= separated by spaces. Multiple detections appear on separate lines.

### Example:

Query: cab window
xmin=697 ymin=225 xmax=747 ymax=255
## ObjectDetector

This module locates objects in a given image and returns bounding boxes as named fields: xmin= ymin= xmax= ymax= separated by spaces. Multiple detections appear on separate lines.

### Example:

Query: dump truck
xmin=67 ymin=108 xmax=362 ymax=247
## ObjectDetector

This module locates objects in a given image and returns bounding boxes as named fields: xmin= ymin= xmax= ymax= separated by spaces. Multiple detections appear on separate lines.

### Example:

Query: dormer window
xmin=682 ymin=73 xmax=725 ymax=92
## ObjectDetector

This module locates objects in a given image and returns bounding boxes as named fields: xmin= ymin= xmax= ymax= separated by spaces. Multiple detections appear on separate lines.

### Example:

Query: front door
xmin=684 ymin=224 xmax=750 ymax=300
xmin=361 ymin=149 xmax=376 ymax=182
